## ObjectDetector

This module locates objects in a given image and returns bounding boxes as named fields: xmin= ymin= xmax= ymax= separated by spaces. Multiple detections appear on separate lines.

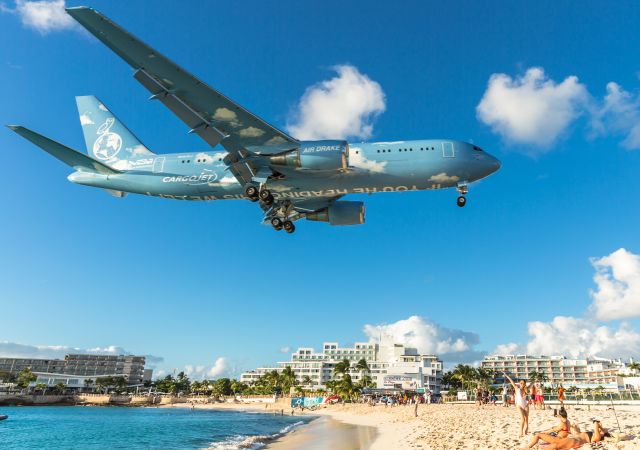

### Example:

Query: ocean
xmin=0 ymin=406 xmax=313 ymax=449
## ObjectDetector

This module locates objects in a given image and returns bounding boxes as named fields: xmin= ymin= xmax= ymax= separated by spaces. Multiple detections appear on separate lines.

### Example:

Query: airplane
xmin=8 ymin=7 xmax=501 ymax=234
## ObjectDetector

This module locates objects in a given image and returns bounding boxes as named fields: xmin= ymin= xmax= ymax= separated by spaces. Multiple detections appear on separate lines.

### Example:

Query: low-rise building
xmin=241 ymin=341 xmax=443 ymax=393
xmin=0 ymin=353 xmax=151 ymax=387
xmin=481 ymin=355 xmax=628 ymax=390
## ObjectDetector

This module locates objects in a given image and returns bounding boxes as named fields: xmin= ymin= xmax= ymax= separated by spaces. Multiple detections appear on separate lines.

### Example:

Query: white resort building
xmin=240 ymin=341 xmax=444 ymax=393
xmin=481 ymin=355 xmax=635 ymax=390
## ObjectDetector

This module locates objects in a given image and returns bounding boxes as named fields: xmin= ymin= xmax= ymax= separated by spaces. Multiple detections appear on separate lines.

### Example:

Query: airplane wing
xmin=66 ymin=7 xmax=298 ymax=155
xmin=7 ymin=125 xmax=120 ymax=175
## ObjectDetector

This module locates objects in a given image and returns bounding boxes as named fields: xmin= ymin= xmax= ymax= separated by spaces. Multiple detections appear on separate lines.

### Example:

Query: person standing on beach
xmin=504 ymin=372 xmax=529 ymax=437
xmin=502 ymin=384 xmax=509 ymax=407
xmin=557 ymin=384 xmax=566 ymax=408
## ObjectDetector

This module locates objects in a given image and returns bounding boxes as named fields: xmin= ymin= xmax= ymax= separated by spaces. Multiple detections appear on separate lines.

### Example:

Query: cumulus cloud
xmin=363 ymin=315 xmax=485 ymax=363
xmin=589 ymin=248 xmax=640 ymax=321
xmin=529 ymin=317 xmax=640 ymax=359
xmin=279 ymin=346 xmax=291 ymax=354
xmin=1 ymin=0 xmax=77 ymax=34
xmin=493 ymin=248 xmax=640 ymax=360
xmin=286 ymin=65 xmax=385 ymax=141
xmin=182 ymin=357 xmax=232 ymax=380
xmin=590 ymin=82 xmax=640 ymax=150
xmin=477 ymin=67 xmax=589 ymax=150
xmin=79 ymin=113 xmax=94 ymax=126
xmin=428 ymin=172 xmax=460 ymax=184
xmin=349 ymin=146 xmax=388 ymax=173
xmin=0 ymin=341 xmax=164 ymax=367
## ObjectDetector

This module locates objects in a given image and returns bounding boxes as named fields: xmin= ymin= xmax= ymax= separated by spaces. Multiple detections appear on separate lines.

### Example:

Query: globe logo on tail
xmin=93 ymin=117 xmax=122 ymax=160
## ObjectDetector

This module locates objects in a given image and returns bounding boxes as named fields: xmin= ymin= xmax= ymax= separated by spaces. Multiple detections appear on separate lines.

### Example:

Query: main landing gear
xmin=271 ymin=217 xmax=295 ymax=233
xmin=245 ymin=185 xmax=274 ymax=206
xmin=456 ymin=182 xmax=468 ymax=208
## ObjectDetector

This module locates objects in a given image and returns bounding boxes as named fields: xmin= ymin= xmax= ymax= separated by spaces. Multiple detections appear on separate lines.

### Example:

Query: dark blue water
xmin=0 ymin=406 xmax=312 ymax=449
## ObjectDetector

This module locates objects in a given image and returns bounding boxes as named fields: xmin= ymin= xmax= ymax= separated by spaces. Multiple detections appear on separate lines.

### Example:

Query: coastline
xmin=168 ymin=401 xmax=640 ymax=450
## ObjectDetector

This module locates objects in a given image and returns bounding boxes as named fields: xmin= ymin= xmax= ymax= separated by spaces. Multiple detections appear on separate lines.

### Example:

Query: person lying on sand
xmin=571 ymin=421 xmax=612 ymax=443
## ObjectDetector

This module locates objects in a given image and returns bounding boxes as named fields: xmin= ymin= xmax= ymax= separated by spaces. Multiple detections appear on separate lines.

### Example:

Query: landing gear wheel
xmin=457 ymin=196 xmax=467 ymax=207
xmin=245 ymin=186 xmax=259 ymax=202
xmin=271 ymin=217 xmax=283 ymax=230
xmin=283 ymin=220 xmax=295 ymax=234
xmin=262 ymin=194 xmax=274 ymax=206
xmin=259 ymin=189 xmax=272 ymax=201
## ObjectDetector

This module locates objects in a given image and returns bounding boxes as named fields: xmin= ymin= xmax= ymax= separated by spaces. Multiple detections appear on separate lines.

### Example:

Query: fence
xmin=444 ymin=390 xmax=640 ymax=404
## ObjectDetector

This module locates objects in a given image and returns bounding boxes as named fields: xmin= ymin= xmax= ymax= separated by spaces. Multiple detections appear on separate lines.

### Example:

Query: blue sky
xmin=1 ymin=0 xmax=639 ymax=377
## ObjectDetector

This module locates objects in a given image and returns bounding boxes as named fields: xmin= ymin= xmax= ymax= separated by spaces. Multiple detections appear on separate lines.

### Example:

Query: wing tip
xmin=6 ymin=125 xmax=22 ymax=132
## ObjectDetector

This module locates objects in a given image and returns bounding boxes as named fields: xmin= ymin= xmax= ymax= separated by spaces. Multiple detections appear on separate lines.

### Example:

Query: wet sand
xmin=265 ymin=415 xmax=376 ymax=450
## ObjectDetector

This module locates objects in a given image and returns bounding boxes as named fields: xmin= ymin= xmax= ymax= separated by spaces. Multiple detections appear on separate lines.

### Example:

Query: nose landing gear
xmin=456 ymin=182 xmax=468 ymax=208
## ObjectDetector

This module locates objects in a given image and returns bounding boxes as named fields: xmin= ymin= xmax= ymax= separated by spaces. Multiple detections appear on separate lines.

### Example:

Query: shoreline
xmin=167 ymin=401 xmax=640 ymax=449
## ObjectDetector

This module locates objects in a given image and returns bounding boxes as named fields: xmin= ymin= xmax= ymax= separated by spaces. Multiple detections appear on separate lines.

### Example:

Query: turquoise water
xmin=0 ymin=406 xmax=313 ymax=449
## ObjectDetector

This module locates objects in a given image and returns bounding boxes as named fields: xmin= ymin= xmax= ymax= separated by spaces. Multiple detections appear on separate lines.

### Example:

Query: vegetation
xmin=16 ymin=368 xmax=37 ymax=389
xmin=441 ymin=364 xmax=495 ymax=390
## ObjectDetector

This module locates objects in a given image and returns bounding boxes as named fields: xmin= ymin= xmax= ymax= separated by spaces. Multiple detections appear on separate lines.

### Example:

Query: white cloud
xmin=349 ymin=146 xmax=388 ymax=173
xmin=589 ymin=248 xmax=640 ymax=321
xmin=493 ymin=248 xmax=640 ymax=360
xmin=181 ymin=357 xmax=232 ymax=380
xmin=0 ymin=341 xmax=163 ymax=367
xmin=428 ymin=172 xmax=460 ymax=184
xmin=590 ymin=82 xmax=640 ymax=150
xmin=286 ymin=64 xmax=386 ymax=141
xmin=2 ymin=0 xmax=77 ymax=34
xmin=79 ymin=113 xmax=94 ymax=126
xmin=477 ymin=67 xmax=589 ymax=150
xmin=279 ymin=346 xmax=291 ymax=354
xmin=527 ymin=316 xmax=640 ymax=359
xmin=363 ymin=315 xmax=485 ymax=363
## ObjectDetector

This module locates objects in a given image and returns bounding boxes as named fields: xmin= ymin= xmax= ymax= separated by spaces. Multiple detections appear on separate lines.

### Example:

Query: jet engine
xmin=306 ymin=201 xmax=365 ymax=226
xmin=270 ymin=140 xmax=348 ymax=171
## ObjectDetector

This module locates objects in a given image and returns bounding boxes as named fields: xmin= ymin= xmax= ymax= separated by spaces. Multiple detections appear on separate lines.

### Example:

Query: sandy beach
xmin=172 ymin=401 xmax=640 ymax=449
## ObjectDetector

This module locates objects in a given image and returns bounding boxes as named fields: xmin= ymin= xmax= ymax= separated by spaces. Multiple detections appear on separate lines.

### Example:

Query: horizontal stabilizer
xmin=7 ymin=125 xmax=120 ymax=175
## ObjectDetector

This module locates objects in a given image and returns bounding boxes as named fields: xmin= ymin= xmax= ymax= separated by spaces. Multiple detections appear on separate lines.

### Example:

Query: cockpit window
xmin=472 ymin=146 xmax=483 ymax=151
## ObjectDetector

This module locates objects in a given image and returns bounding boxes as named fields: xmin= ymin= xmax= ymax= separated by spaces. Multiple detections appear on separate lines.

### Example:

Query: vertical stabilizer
xmin=75 ymin=95 xmax=154 ymax=170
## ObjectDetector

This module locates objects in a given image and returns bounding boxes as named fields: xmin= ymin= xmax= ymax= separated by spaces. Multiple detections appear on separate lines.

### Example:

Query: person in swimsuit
xmin=504 ymin=372 xmax=529 ymax=437
xmin=521 ymin=408 xmax=571 ymax=449
xmin=571 ymin=421 xmax=612 ymax=443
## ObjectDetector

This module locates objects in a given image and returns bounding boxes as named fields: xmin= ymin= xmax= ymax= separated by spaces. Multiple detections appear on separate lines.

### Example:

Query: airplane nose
xmin=489 ymin=155 xmax=501 ymax=173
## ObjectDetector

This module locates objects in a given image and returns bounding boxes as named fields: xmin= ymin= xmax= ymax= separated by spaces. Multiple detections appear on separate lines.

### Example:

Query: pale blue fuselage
xmin=69 ymin=139 xmax=500 ymax=201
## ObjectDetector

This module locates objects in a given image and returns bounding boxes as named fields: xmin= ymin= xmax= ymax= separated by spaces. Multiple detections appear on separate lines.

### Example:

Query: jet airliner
xmin=8 ymin=7 xmax=501 ymax=233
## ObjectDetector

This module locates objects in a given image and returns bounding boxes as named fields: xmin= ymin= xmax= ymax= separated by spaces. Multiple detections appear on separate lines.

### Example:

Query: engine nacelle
xmin=270 ymin=140 xmax=348 ymax=171
xmin=306 ymin=201 xmax=365 ymax=226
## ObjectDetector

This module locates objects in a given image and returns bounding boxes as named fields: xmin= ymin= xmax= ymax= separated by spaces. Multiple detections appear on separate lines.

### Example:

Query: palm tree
xmin=629 ymin=362 xmax=640 ymax=374
xmin=281 ymin=366 xmax=297 ymax=393
xmin=301 ymin=375 xmax=313 ymax=387
xmin=34 ymin=383 xmax=48 ymax=395
xmin=84 ymin=379 xmax=94 ymax=392
xmin=355 ymin=358 xmax=370 ymax=384
xmin=333 ymin=359 xmax=351 ymax=378
xmin=452 ymin=364 xmax=477 ymax=391
xmin=54 ymin=382 xmax=66 ymax=394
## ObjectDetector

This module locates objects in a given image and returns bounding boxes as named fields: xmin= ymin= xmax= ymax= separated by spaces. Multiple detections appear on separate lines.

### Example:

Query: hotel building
xmin=0 ymin=354 xmax=151 ymax=388
xmin=240 ymin=341 xmax=443 ymax=393
xmin=481 ymin=355 xmax=626 ymax=390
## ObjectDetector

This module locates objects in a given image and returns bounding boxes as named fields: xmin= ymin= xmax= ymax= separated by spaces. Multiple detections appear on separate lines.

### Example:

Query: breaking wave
xmin=203 ymin=421 xmax=307 ymax=450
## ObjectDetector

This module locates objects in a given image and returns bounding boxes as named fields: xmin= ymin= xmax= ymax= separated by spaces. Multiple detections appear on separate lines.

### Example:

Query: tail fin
xmin=75 ymin=95 xmax=155 ymax=169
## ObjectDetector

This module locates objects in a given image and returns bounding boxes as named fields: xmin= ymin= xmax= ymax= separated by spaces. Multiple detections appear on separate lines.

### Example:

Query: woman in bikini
xmin=504 ymin=372 xmax=529 ymax=437
xmin=521 ymin=407 xmax=571 ymax=449
xmin=571 ymin=421 xmax=612 ymax=444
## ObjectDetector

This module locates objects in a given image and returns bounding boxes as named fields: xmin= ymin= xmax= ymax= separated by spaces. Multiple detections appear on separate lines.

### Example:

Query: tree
xmin=442 ymin=371 xmax=462 ymax=390
xmin=301 ymin=375 xmax=313 ymax=387
xmin=84 ymin=379 xmax=94 ymax=392
xmin=16 ymin=368 xmax=37 ymax=390
xmin=355 ymin=358 xmax=370 ymax=380
xmin=451 ymin=364 xmax=477 ymax=391
xmin=211 ymin=378 xmax=232 ymax=397
xmin=34 ymin=383 xmax=48 ymax=395
xmin=333 ymin=359 xmax=351 ymax=378
xmin=281 ymin=366 xmax=297 ymax=393
xmin=54 ymin=382 xmax=66 ymax=394
xmin=629 ymin=362 xmax=640 ymax=374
